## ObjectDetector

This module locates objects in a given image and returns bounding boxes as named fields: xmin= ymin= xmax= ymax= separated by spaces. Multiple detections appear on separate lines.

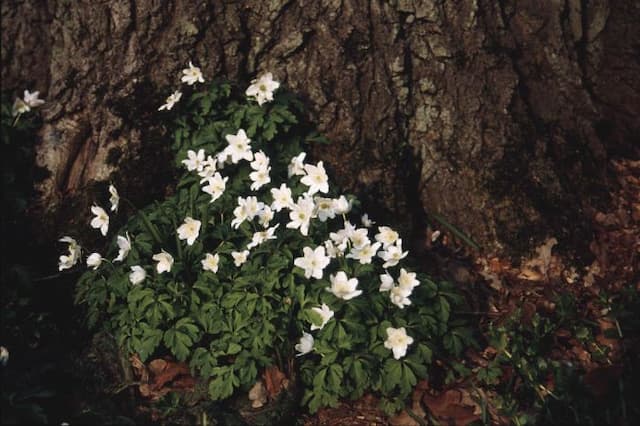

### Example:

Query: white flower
xmin=86 ymin=252 xmax=103 ymax=270
xmin=250 ymin=151 xmax=270 ymax=171
xmin=257 ymin=205 xmax=274 ymax=228
xmin=324 ymin=240 xmax=341 ymax=258
xmin=248 ymin=151 xmax=272 ymax=190
xmin=108 ymin=184 xmax=119 ymax=212
xmin=346 ymin=241 xmax=382 ymax=264
xmin=288 ymin=152 xmax=307 ymax=177
xmin=349 ymin=228 xmax=370 ymax=249
xmin=310 ymin=303 xmax=334 ymax=331
xmin=152 ymin=249 xmax=174 ymax=274
xmin=375 ymin=226 xmax=399 ymax=248
xmin=129 ymin=265 xmax=147 ymax=285
xmin=378 ymin=239 xmax=409 ymax=268
xmin=384 ymin=327 xmax=414 ymax=359
xmin=90 ymin=205 xmax=109 ymax=236
xmin=23 ymin=90 xmax=45 ymax=108
xmin=225 ymin=129 xmax=253 ymax=163
xmin=231 ymin=196 xmax=264 ymax=229
xmin=59 ymin=235 xmax=79 ymax=248
xmin=12 ymin=98 xmax=29 ymax=116
xmin=389 ymin=286 xmax=412 ymax=309
xmin=232 ymin=250 xmax=250 ymax=267
xmin=198 ymin=155 xmax=218 ymax=179
xmin=329 ymin=221 xmax=356 ymax=246
xmin=182 ymin=149 xmax=205 ymax=172
xmin=158 ymin=90 xmax=182 ymax=111
xmin=247 ymin=224 xmax=279 ymax=249
xmin=246 ymin=72 xmax=280 ymax=106
xmin=379 ymin=272 xmax=394 ymax=292
xmin=0 ymin=346 xmax=8 ymax=366
xmin=397 ymin=268 xmax=420 ymax=293
xmin=58 ymin=253 xmax=76 ymax=271
xmin=201 ymin=253 xmax=220 ymax=273
xmin=294 ymin=246 xmax=330 ymax=279
xmin=216 ymin=149 xmax=230 ymax=167
xmin=333 ymin=195 xmax=352 ymax=215
xmin=201 ymin=172 xmax=228 ymax=203
xmin=314 ymin=197 xmax=336 ymax=222
xmin=177 ymin=216 xmax=201 ymax=246
xmin=114 ymin=232 xmax=132 ymax=262
xmin=58 ymin=236 xmax=81 ymax=271
xmin=361 ymin=213 xmax=375 ymax=228
xmin=326 ymin=271 xmax=362 ymax=300
xmin=181 ymin=61 xmax=204 ymax=85
xmin=14 ymin=90 xmax=45 ymax=115
xmin=287 ymin=196 xmax=316 ymax=236
xmin=249 ymin=166 xmax=271 ymax=191
xmin=301 ymin=161 xmax=329 ymax=195
xmin=270 ymin=184 xmax=294 ymax=211
xmin=295 ymin=332 xmax=314 ymax=356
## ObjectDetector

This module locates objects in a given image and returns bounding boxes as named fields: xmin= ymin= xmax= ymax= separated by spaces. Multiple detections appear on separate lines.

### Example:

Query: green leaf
xmin=437 ymin=295 xmax=451 ymax=323
xmin=135 ymin=323 xmax=163 ymax=361
xmin=163 ymin=319 xmax=199 ymax=361
xmin=190 ymin=347 xmax=218 ymax=378
xmin=227 ymin=342 xmax=242 ymax=355
xmin=208 ymin=370 xmax=235 ymax=400
xmin=222 ymin=292 xmax=245 ymax=309
xmin=382 ymin=359 xmax=402 ymax=392
xmin=327 ymin=364 xmax=344 ymax=390
xmin=399 ymin=362 xmax=418 ymax=395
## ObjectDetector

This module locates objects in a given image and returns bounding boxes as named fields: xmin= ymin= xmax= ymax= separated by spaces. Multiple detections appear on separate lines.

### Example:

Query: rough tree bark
xmin=2 ymin=0 xmax=638 ymax=258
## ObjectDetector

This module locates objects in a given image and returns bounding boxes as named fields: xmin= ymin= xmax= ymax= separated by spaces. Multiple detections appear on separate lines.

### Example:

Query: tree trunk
xmin=2 ymin=0 xmax=638 ymax=258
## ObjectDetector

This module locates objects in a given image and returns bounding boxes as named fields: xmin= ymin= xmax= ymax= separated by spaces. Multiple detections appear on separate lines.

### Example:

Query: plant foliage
xmin=73 ymin=79 xmax=471 ymax=413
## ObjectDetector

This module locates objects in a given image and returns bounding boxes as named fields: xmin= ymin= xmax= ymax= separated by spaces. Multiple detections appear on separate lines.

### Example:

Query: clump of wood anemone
xmin=74 ymin=79 xmax=472 ymax=414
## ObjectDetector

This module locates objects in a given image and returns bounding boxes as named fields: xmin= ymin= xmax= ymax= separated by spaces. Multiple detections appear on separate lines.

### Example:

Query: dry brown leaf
xmin=148 ymin=358 xmax=168 ymax=375
xmin=534 ymin=237 xmax=558 ymax=276
xmin=248 ymin=380 xmax=267 ymax=408
xmin=518 ymin=267 xmax=544 ymax=281
xmin=262 ymin=365 xmax=288 ymax=399
xmin=423 ymin=388 xmax=481 ymax=425
xmin=388 ymin=409 xmax=420 ymax=426
xmin=170 ymin=375 xmax=196 ymax=390
xmin=149 ymin=359 xmax=191 ymax=391
xmin=130 ymin=354 xmax=149 ymax=383
xmin=477 ymin=257 xmax=505 ymax=290
xmin=130 ymin=356 xmax=195 ymax=401
xmin=519 ymin=237 xmax=559 ymax=280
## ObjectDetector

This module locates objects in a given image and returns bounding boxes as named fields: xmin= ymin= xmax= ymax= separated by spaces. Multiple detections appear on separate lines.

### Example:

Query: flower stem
xmin=12 ymin=113 xmax=22 ymax=127
xmin=122 ymin=197 xmax=163 ymax=245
